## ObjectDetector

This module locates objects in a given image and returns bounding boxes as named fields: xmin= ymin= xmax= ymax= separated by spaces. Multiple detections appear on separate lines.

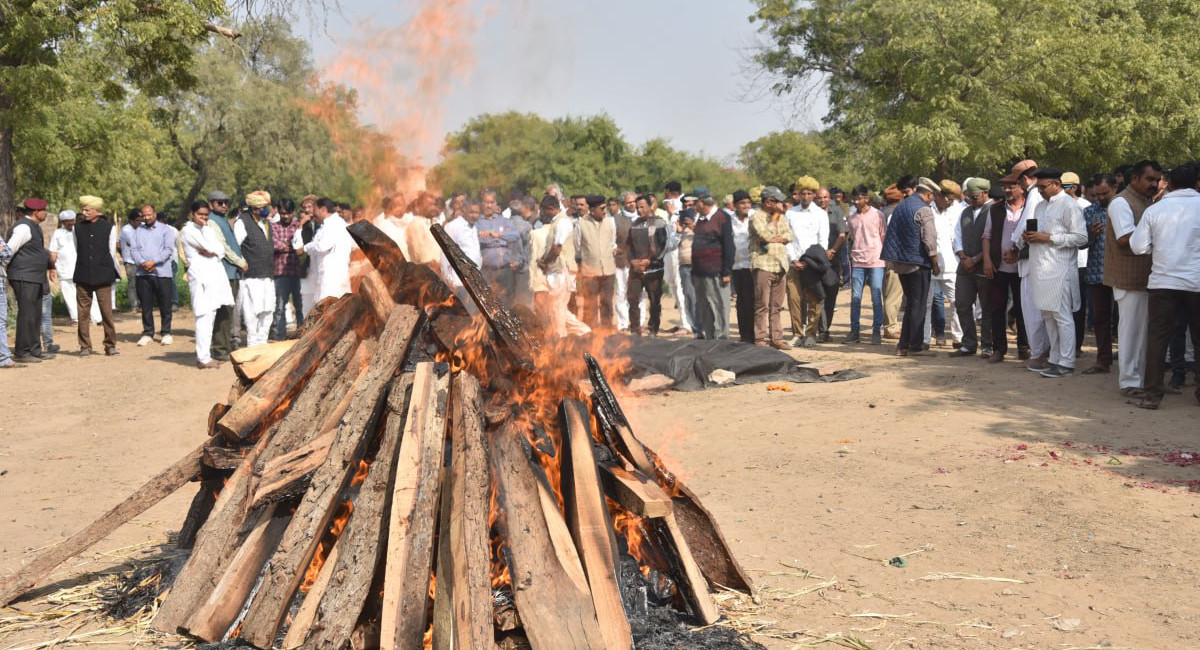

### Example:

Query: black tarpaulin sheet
xmin=606 ymin=336 xmax=866 ymax=391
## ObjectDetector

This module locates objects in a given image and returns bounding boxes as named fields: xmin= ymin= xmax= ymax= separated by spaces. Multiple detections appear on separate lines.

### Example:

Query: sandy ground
xmin=1 ymin=292 xmax=1198 ymax=650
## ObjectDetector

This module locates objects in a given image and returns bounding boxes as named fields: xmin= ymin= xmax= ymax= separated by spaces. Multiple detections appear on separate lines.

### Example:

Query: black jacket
xmin=799 ymin=244 xmax=838 ymax=300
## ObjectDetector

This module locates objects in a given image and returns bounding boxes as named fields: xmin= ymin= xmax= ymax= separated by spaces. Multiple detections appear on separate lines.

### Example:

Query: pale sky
xmin=302 ymin=0 xmax=826 ymax=165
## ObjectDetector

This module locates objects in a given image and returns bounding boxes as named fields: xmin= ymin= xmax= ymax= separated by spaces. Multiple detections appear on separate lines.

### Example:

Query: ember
xmin=0 ymin=220 xmax=760 ymax=650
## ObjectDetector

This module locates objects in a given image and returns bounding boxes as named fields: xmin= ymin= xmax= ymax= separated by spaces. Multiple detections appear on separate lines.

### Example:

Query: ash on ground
xmin=619 ymin=557 xmax=765 ymax=650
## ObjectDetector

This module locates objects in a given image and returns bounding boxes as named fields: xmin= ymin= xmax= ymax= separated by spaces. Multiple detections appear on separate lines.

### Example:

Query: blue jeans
xmin=850 ymin=267 xmax=884 ymax=334
xmin=273 ymin=275 xmax=303 ymax=340
xmin=0 ymin=279 xmax=12 ymax=365
xmin=41 ymin=292 xmax=54 ymax=346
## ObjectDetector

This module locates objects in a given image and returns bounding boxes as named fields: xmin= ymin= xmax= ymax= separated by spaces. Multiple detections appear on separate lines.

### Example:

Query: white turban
xmin=58 ymin=210 xmax=76 ymax=221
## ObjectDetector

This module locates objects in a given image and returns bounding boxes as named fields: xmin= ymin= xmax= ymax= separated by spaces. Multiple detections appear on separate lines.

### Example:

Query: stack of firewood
xmin=0 ymin=221 xmax=754 ymax=650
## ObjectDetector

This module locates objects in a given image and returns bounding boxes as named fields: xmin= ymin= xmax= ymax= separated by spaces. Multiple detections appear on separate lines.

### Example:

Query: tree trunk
xmin=181 ymin=165 xmax=208 ymax=220
xmin=0 ymin=95 xmax=16 ymax=234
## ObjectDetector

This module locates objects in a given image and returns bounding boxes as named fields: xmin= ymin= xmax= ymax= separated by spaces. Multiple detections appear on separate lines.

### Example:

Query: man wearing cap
xmin=1104 ymin=160 xmax=1163 ymax=394
xmin=880 ymin=178 xmax=941 ymax=356
xmin=927 ymin=180 xmax=964 ymax=348
xmin=1128 ymin=162 xmax=1200 ymax=409
xmin=691 ymin=194 xmax=735 ymax=340
xmin=785 ymin=176 xmax=829 ymax=347
xmin=950 ymin=178 xmax=994 ymax=357
xmin=1022 ymin=168 xmax=1088 ymax=378
xmin=815 ymin=187 xmax=848 ymax=343
xmin=234 ymin=191 xmax=278 ymax=347
xmin=983 ymin=175 xmax=1030 ymax=362
xmin=73 ymin=195 xmax=122 ymax=356
xmin=5 ymin=198 xmax=55 ymax=362
xmin=730 ymin=189 xmax=757 ymax=343
xmin=750 ymin=186 xmax=794 ymax=348
xmin=130 ymin=204 xmax=177 ymax=347
xmin=1081 ymin=174 xmax=1118 ymax=374
xmin=576 ymin=195 xmax=617 ymax=329
xmin=205 ymin=190 xmax=248 ymax=360
xmin=1004 ymin=160 xmax=1050 ymax=368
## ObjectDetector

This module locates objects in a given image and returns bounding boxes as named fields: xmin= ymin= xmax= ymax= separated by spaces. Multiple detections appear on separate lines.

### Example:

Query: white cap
xmin=59 ymin=210 xmax=77 ymax=220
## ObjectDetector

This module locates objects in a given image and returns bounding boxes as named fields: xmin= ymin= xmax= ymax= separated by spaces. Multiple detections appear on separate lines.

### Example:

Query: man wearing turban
xmin=232 ymin=191 xmax=279 ymax=347
xmin=73 ymin=195 xmax=122 ymax=356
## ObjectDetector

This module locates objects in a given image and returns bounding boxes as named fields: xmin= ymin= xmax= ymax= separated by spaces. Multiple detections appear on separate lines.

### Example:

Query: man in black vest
xmin=950 ymin=178 xmax=994 ymax=357
xmin=73 ymin=195 xmax=122 ymax=356
xmin=234 ymin=191 xmax=278 ymax=347
xmin=5 ymin=198 xmax=55 ymax=362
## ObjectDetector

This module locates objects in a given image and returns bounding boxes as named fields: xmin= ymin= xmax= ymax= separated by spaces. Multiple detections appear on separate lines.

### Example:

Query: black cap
xmin=1033 ymin=167 xmax=1064 ymax=180
xmin=732 ymin=189 xmax=751 ymax=203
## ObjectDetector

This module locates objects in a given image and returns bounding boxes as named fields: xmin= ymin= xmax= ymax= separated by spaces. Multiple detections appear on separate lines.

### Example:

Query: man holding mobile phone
xmin=1022 ymin=168 xmax=1088 ymax=378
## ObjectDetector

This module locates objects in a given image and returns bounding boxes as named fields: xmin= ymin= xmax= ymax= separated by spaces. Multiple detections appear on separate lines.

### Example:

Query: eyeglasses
xmin=212 ymin=200 xmax=228 ymax=205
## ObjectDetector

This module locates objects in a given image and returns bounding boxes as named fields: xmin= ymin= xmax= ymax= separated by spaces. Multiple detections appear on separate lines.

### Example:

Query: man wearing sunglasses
xmin=205 ymin=190 xmax=248 ymax=360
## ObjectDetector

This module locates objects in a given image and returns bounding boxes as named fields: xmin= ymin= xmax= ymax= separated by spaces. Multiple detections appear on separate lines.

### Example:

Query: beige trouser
xmin=785 ymin=267 xmax=822 ymax=339
xmin=883 ymin=268 xmax=902 ymax=335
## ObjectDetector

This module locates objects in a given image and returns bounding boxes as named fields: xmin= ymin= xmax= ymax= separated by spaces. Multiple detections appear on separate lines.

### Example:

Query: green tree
xmin=432 ymin=112 xmax=747 ymax=199
xmin=0 ymin=0 xmax=236 ymax=229
xmin=749 ymin=0 xmax=1200 ymax=180
xmin=738 ymin=130 xmax=858 ymax=191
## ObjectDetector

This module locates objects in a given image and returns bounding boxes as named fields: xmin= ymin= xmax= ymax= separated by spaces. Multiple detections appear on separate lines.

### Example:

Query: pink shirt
xmin=847 ymin=206 xmax=886 ymax=268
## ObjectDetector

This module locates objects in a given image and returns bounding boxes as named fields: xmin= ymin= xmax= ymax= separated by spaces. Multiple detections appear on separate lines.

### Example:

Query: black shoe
xmin=843 ymin=332 xmax=861 ymax=344
xmin=817 ymin=332 xmax=832 ymax=343
xmin=212 ymin=352 xmax=231 ymax=361
xmin=44 ymin=343 xmax=61 ymax=353
xmin=105 ymin=348 xmax=120 ymax=356
xmin=77 ymin=349 xmax=95 ymax=357
xmin=12 ymin=355 xmax=42 ymax=364
xmin=1168 ymin=372 xmax=1186 ymax=391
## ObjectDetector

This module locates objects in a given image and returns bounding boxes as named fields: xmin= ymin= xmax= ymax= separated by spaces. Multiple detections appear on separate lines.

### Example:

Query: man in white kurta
xmin=1106 ymin=163 xmax=1162 ymax=393
xmin=440 ymin=207 xmax=483 ymax=303
xmin=1128 ymin=167 xmax=1200 ymax=408
xmin=926 ymin=182 xmax=964 ymax=346
xmin=181 ymin=209 xmax=235 ymax=368
xmin=530 ymin=196 xmax=590 ymax=338
xmin=1023 ymin=169 xmax=1088 ymax=377
xmin=304 ymin=200 xmax=354 ymax=302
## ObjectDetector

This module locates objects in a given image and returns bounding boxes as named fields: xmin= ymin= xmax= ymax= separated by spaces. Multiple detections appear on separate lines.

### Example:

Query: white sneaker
xmin=160 ymin=334 xmax=174 ymax=346
xmin=137 ymin=335 xmax=153 ymax=346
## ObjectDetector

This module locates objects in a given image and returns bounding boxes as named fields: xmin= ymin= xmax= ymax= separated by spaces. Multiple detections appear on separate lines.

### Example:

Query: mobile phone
xmin=1026 ymin=218 xmax=1038 ymax=232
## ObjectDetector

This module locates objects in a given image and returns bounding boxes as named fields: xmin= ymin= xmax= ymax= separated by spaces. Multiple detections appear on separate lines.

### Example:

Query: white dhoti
xmin=614 ymin=266 xmax=630 ymax=330
xmin=547 ymin=272 xmax=590 ymax=339
xmin=664 ymin=249 xmax=693 ymax=332
xmin=1113 ymin=288 xmax=1149 ymax=389
xmin=238 ymin=277 xmax=277 ymax=347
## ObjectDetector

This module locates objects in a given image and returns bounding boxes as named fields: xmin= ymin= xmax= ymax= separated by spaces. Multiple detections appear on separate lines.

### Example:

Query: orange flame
xmin=350 ymin=459 xmax=370 ymax=488
xmin=299 ymin=500 xmax=355 ymax=593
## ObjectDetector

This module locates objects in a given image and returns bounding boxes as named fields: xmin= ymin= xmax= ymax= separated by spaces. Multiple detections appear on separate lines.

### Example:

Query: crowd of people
xmin=2 ymin=164 xmax=1198 ymax=408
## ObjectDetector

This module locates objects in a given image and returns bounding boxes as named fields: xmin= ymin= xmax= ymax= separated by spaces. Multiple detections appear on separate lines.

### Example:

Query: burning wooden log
xmin=302 ymin=372 xmax=413 ymax=649
xmin=236 ymin=305 xmax=420 ymax=649
xmin=381 ymin=363 xmax=450 ymax=650
xmin=153 ymin=332 xmax=367 ymax=636
xmin=491 ymin=419 xmax=606 ymax=650
xmin=585 ymin=353 xmax=755 ymax=597
xmin=431 ymin=373 xmax=493 ymax=650
xmin=217 ymin=294 xmax=364 ymax=441
xmin=231 ymin=340 xmax=297 ymax=382
xmin=431 ymin=223 xmax=537 ymax=371
xmin=346 ymin=219 xmax=460 ymax=311
xmin=560 ymin=399 xmax=633 ymax=650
